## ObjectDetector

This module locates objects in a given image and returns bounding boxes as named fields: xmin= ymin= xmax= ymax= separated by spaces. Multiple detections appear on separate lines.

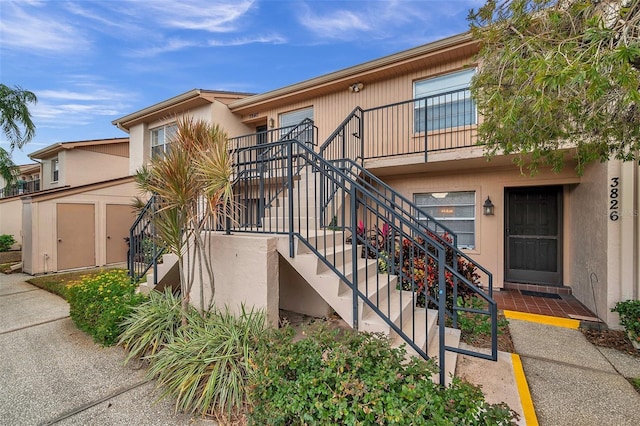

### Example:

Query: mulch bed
xmin=0 ymin=250 xmax=21 ymax=264
xmin=582 ymin=329 xmax=640 ymax=358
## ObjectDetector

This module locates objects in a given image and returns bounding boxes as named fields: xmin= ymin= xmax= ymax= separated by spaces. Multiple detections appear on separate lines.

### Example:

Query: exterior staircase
xmin=130 ymin=110 xmax=498 ymax=386
xmin=137 ymin=253 xmax=179 ymax=294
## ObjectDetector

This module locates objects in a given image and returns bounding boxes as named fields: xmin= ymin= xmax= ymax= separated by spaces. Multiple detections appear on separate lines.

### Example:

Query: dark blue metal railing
xmin=320 ymin=88 xmax=477 ymax=162
xmin=128 ymin=194 xmax=164 ymax=284
xmin=0 ymin=179 xmax=40 ymax=198
xmin=228 ymin=136 xmax=497 ymax=385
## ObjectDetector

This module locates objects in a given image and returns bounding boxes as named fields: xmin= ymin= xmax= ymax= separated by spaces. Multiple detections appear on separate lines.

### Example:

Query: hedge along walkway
xmin=0 ymin=273 xmax=213 ymax=426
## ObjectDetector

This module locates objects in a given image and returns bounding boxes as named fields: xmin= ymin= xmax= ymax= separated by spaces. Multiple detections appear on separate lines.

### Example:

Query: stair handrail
xmin=228 ymin=137 xmax=498 ymax=384
xmin=318 ymin=107 xmax=363 ymax=163
xmin=128 ymin=194 xmax=165 ymax=285
xmin=293 ymin=140 xmax=498 ymax=385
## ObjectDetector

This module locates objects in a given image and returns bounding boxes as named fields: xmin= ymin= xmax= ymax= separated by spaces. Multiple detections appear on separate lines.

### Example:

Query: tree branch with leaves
xmin=469 ymin=0 xmax=640 ymax=174
xmin=0 ymin=84 xmax=37 ymax=186
xmin=135 ymin=117 xmax=235 ymax=324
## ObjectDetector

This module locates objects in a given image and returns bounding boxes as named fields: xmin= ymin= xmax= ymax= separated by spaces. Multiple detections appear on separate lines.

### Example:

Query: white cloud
xmin=207 ymin=34 xmax=287 ymax=47
xmin=31 ymin=81 xmax=133 ymax=128
xmin=0 ymin=2 xmax=91 ymax=54
xmin=134 ymin=0 xmax=255 ymax=32
xmin=298 ymin=7 xmax=371 ymax=39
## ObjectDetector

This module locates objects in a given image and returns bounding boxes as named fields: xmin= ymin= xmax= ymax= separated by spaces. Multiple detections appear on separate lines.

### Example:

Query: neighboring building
xmin=28 ymin=137 xmax=130 ymax=190
xmin=0 ymin=137 xmax=136 ymax=274
xmin=0 ymin=164 xmax=41 ymax=247
xmin=113 ymin=32 xmax=640 ymax=329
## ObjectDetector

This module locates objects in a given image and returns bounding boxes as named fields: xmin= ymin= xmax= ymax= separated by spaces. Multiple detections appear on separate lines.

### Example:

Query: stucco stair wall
xmin=277 ymin=231 xmax=459 ymax=384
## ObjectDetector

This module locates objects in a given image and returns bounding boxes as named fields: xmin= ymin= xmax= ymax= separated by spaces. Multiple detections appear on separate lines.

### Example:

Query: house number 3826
xmin=610 ymin=177 xmax=620 ymax=221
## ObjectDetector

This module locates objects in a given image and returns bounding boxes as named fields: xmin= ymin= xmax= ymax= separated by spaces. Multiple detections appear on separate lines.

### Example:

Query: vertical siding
xmin=261 ymin=56 xmax=474 ymax=151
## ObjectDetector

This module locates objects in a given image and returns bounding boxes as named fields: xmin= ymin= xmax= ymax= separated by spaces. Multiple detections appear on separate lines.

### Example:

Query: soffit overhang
xmin=28 ymin=137 xmax=129 ymax=160
xmin=229 ymin=32 xmax=478 ymax=115
xmin=112 ymin=89 xmax=253 ymax=131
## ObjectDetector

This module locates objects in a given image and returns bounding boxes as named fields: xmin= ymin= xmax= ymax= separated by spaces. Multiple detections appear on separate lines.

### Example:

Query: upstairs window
xmin=279 ymin=107 xmax=314 ymax=144
xmin=151 ymin=124 xmax=177 ymax=159
xmin=414 ymin=69 xmax=476 ymax=132
xmin=51 ymin=158 xmax=59 ymax=182
xmin=414 ymin=191 xmax=476 ymax=249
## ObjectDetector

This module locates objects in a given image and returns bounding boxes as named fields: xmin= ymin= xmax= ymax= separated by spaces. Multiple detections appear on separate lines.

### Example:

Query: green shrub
xmin=0 ymin=234 xmax=16 ymax=252
xmin=612 ymin=299 xmax=640 ymax=344
xmin=118 ymin=288 xmax=201 ymax=364
xmin=147 ymin=305 xmax=266 ymax=420
xmin=66 ymin=270 xmax=146 ymax=346
xmin=248 ymin=323 xmax=517 ymax=425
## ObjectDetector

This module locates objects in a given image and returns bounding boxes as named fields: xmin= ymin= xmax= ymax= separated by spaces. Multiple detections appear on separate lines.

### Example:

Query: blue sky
xmin=1 ymin=0 xmax=481 ymax=165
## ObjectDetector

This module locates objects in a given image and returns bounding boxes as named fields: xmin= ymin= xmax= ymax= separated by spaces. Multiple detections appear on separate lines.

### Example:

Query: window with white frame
xmin=151 ymin=124 xmax=177 ymax=159
xmin=51 ymin=158 xmax=59 ymax=182
xmin=414 ymin=191 xmax=476 ymax=249
xmin=414 ymin=69 xmax=476 ymax=132
xmin=279 ymin=107 xmax=314 ymax=144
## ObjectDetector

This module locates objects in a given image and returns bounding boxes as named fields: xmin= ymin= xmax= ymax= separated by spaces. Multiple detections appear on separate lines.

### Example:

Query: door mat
xmin=520 ymin=290 xmax=561 ymax=299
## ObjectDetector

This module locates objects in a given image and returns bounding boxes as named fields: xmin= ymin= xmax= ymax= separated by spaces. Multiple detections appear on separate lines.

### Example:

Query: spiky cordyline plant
xmin=135 ymin=116 xmax=235 ymax=324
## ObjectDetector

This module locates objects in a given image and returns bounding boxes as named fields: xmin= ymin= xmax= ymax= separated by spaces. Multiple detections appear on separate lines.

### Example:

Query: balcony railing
xmin=320 ymin=88 xmax=478 ymax=163
xmin=0 ymin=179 xmax=40 ymax=199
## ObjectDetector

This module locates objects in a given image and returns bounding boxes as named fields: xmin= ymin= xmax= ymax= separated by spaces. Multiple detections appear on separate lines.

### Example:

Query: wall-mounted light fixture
xmin=483 ymin=196 xmax=495 ymax=216
xmin=268 ymin=118 xmax=275 ymax=128
xmin=348 ymin=82 xmax=364 ymax=93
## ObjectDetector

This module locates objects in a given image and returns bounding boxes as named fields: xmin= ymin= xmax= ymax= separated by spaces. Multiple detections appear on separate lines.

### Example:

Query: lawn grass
xmin=27 ymin=268 xmax=128 ymax=300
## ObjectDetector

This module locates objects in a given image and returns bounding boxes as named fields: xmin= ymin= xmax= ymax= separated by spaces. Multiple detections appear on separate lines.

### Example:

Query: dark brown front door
xmin=505 ymin=187 xmax=562 ymax=285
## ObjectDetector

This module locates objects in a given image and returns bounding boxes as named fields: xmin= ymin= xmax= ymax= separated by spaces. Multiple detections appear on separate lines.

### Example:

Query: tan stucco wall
xmin=0 ymin=197 xmax=24 ymax=246
xmin=603 ymin=160 xmax=640 ymax=327
xmin=64 ymin=149 xmax=129 ymax=186
xmin=128 ymin=123 xmax=147 ymax=176
xmin=279 ymin=255 xmax=332 ymax=318
xmin=188 ymin=233 xmax=280 ymax=326
xmin=127 ymin=102 xmax=252 ymax=174
xmin=41 ymin=152 xmax=66 ymax=190
xmin=568 ymin=162 xmax=609 ymax=320
xmin=380 ymin=163 xmax=582 ymax=290
xmin=22 ymin=181 xmax=138 ymax=274
xmin=22 ymin=202 xmax=32 ymax=271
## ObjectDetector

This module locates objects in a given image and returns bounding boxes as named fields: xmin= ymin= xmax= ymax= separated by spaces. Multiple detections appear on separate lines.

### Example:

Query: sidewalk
xmin=509 ymin=317 xmax=640 ymax=426
xmin=0 ymin=273 xmax=212 ymax=426
xmin=2 ymin=271 xmax=639 ymax=425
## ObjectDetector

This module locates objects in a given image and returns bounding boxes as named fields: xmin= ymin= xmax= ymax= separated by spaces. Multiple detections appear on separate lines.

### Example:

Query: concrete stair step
xmin=427 ymin=326 xmax=461 ymax=386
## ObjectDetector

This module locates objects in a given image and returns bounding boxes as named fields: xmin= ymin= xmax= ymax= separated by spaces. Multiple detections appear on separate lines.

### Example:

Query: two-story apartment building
xmin=1 ymin=138 xmax=138 ymax=274
xmin=113 ymin=32 xmax=639 ymax=329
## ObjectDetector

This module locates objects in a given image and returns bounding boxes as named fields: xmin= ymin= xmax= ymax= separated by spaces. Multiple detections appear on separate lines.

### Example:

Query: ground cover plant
xmin=27 ymin=268 xmax=118 ymax=299
xmin=0 ymin=234 xmax=16 ymax=252
xmin=118 ymin=288 xmax=193 ymax=364
xmin=145 ymin=305 xmax=266 ymax=421
xmin=248 ymin=323 xmax=517 ymax=425
xmin=66 ymin=269 xmax=145 ymax=346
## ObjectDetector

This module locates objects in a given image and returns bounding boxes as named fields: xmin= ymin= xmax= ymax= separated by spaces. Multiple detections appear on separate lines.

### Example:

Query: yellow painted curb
xmin=504 ymin=310 xmax=580 ymax=329
xmin=512 ymin=353 xmax=539 ymax=426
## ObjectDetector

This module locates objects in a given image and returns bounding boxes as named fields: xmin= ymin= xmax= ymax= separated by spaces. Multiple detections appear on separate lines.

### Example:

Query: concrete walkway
xmin=3 ymin=272 xmax=640 ymax=425
xmin=0 ymin=273 xmax=212 ymax=426
xmin=509 ymin=318 xmax=640 ymax=426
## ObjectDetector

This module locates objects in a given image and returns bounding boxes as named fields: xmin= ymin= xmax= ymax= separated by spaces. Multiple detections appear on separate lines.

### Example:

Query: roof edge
xmin=28 ymin=137 xmax=129 ymax=160
xmin=112 ymin=89 xmax=254 ymax=130
xmin=229 ymin=32 xmax=473 ymax=110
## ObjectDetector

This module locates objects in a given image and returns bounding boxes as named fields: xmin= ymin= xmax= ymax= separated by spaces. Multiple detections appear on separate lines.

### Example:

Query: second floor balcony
xmin=319 ymin=87 xmax=481 ymax=169
xmin=0 ymin=179 xmax=41 ymax=199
